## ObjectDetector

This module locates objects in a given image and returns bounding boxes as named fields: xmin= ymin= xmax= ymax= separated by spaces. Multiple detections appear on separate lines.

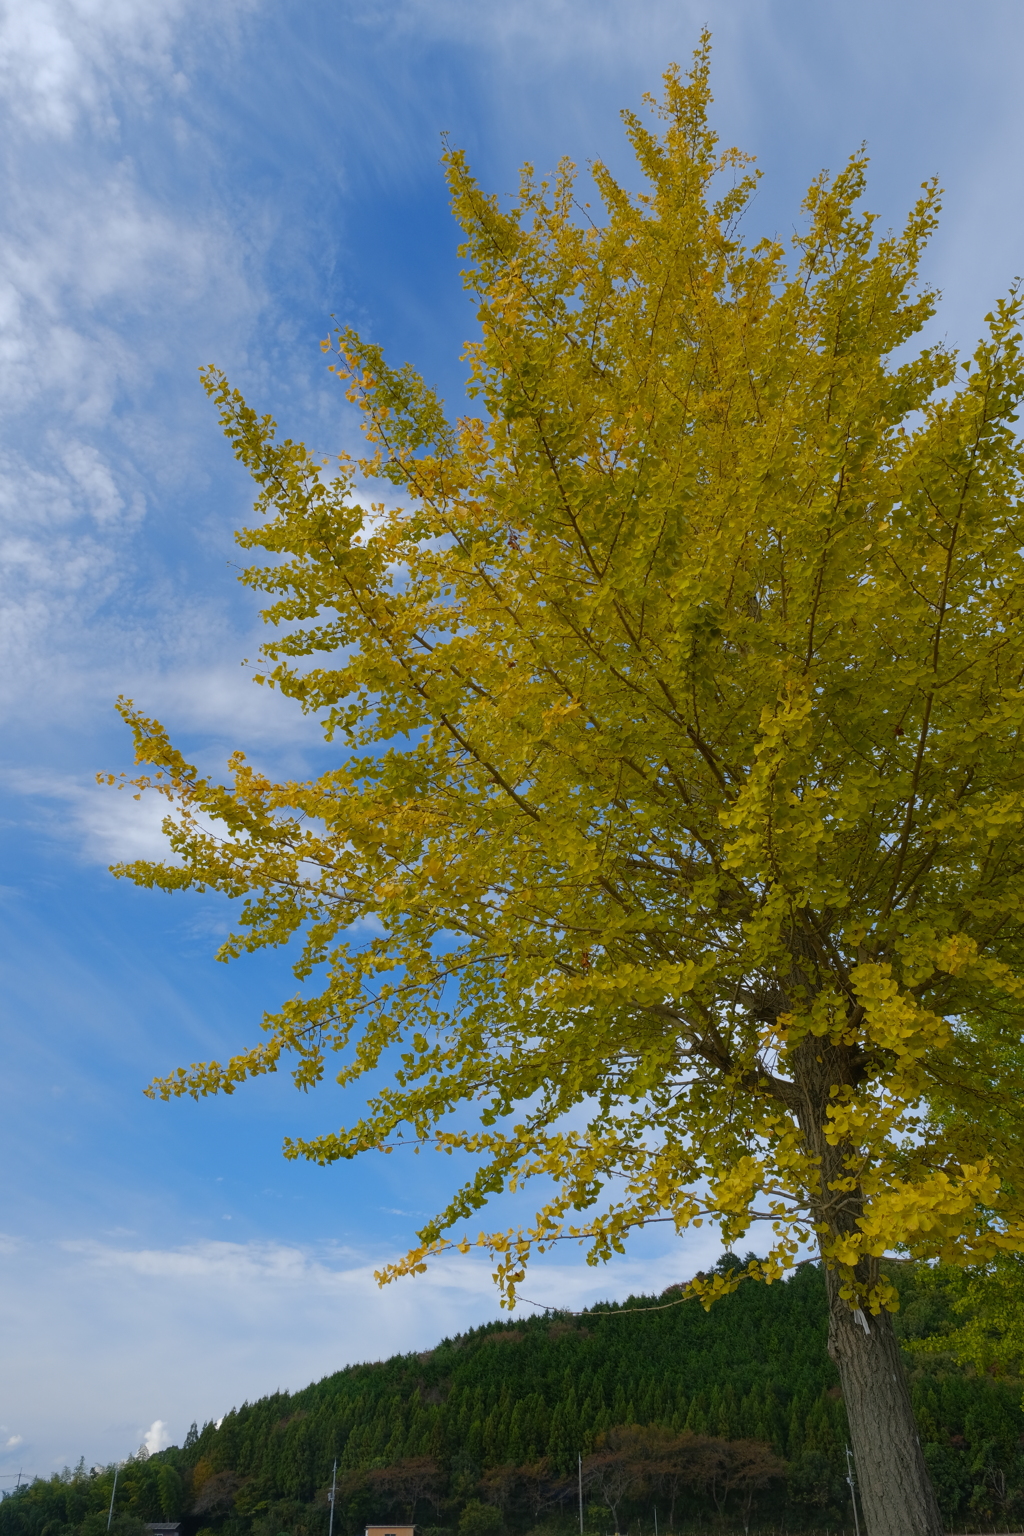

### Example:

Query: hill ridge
xmin=3 ymin=1262 xmax=1022 ymax=1534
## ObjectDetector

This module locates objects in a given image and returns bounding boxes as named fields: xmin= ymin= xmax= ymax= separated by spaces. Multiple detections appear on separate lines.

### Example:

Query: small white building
xmin=365 ymin=1525 xmax=418 ymax=1536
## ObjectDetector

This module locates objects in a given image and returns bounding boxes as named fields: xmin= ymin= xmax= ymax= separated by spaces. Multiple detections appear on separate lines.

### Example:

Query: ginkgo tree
xmin=104 ymin=38 xmax=1024 ymax=1536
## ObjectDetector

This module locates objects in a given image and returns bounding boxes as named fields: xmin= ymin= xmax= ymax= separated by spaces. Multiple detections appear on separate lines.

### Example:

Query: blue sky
xmin=3 ymin=0 xmax=1024 ymax=1485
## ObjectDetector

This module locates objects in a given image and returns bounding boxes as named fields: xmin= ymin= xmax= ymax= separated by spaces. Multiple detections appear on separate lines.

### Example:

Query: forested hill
xmin=4 ymin=1261 xmax=1024 ymax=1535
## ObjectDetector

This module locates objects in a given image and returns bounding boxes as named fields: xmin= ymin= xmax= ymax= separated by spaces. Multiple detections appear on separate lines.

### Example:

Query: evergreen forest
xmin=4 ymin=1261 xmax=1023 ymax=1536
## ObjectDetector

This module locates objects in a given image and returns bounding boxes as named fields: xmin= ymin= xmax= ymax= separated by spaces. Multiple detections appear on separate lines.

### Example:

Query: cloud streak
xmin=0 ymin=1230 xmax=715 ymax=1476
xmin=0 ymin=1 xmax=275 ymax=736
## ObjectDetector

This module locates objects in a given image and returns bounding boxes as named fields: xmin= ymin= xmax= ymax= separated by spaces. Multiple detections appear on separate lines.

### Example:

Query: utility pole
xmin=578 ymin=1452 xmax=584 ymax=1535
xmin=328 ymin=1458 xmax=338 ymax=1536
xmin=845 ymin=1445 xmax=861 ymax=1536
xmin=106 ymin=1466 xmax=120 ymax=1532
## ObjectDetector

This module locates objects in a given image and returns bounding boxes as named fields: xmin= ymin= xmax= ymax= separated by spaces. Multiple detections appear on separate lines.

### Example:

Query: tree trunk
xmin=785 ymin=1028 xmax=944 ymax=1536
xmin=824 ymin=1264 xmax=943 ymax=1536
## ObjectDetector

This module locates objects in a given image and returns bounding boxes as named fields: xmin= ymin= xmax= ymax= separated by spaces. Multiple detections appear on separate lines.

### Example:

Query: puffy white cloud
xmin=142 ymin=1420 xmax=170 ymax=1456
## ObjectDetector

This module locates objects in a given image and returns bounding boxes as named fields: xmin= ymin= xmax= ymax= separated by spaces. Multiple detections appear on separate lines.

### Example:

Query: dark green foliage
xmin=158 ymin=1469 xmax=185 ymax=1522
xmin=4 ymin=1264 xmax=1023 ymax=1535
xmin=458 ymin=1503 xmax=502 ymax=1536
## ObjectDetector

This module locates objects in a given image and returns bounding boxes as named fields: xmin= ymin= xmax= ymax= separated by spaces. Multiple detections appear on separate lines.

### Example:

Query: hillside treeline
xmin=3 ymin=1261 xmax=1024 ymax=1535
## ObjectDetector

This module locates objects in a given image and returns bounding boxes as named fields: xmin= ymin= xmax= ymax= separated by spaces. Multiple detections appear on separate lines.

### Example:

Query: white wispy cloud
xmin=2 ymin=768 xmax=181 ymax=864
xmin=381 ymin=0 xmax=708 ymax=61
xmin=3 ymin=664 xmax=329 ymax=864
xmin=0 ymin=0 xmax=252 ymax=139
xmin=0 ymin=1 xmax=275 ymax=734
xmin=0 ymin=1229 xmax=716 ymax=1474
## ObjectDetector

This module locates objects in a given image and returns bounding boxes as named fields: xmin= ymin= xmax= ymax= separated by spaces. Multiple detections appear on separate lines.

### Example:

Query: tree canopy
xmin=109 ymin=37 xmax=1024 ymax=1315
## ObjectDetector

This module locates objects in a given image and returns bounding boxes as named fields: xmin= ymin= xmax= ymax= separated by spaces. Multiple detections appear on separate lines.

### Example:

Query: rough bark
xmin=824 ymin=1262 xmax=943 ymax=1536
xmin=782 ymin=1023 xmax=945 ymax=1536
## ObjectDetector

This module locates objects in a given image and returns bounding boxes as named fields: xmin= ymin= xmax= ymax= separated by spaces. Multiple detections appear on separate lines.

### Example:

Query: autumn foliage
xmin=104 ymin=33 xmax=1024 ymax=1536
